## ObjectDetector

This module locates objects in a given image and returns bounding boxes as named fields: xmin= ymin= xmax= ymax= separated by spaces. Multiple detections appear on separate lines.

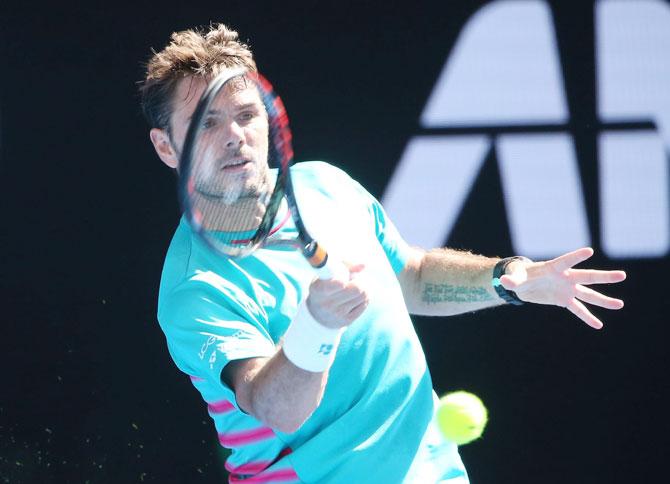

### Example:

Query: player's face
xmin=168 ymin=73 xmax=270 ymax=204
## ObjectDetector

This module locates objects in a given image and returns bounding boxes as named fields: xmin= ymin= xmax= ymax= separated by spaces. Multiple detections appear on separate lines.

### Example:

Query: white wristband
xmin=282 ymin=302 xmax=345 ymax=372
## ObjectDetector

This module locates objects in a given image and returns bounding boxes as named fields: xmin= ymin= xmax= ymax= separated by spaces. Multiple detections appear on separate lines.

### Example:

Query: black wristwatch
xmin=492 ymin=256 xmax=530 ymax=305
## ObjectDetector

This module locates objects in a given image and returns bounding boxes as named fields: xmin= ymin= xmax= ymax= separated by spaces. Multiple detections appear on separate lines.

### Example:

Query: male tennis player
xmin=140 ymin=24 xmax=626 ymax=483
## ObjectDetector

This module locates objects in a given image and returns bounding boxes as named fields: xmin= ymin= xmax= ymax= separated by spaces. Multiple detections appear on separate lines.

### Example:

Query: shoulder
xmin=158 ymin=268 xmax=262 ymax=336
xmin=291 ymin=161 xmax=369 ymax=202
xmin=158 ymin=272 xmax=219 ymax=325
xmin=158 ymin=220 xmax=232 ymax=322
xmin=159 ymin=219 xmax=195 ymax=294
xmin=291 ymin=161 xmax=353 ymax=185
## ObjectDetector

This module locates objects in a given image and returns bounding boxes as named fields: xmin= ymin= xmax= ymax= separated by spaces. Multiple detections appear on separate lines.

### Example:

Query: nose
xmin=225 ymin=121 xmax=245 ymax=149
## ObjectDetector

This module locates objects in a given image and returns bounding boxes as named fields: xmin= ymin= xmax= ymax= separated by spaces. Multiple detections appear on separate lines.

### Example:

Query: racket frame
xmin=178 ymin=68 xmax=329 ymax=268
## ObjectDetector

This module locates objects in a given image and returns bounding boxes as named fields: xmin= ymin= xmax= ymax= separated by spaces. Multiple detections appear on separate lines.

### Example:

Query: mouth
xmin=221 ymin=158 xmax=252 ymax=171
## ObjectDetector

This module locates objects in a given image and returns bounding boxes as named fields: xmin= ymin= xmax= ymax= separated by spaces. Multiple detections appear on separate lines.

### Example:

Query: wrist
xmin=282 ymin=302 xmax=345 ymax=372
xmin=492 ymin=256 xmax=531 ymax=305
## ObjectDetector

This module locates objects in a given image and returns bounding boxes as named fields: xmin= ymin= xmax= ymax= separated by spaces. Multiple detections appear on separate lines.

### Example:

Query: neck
xmin=192 ymin=170 xmax=276 ymax=232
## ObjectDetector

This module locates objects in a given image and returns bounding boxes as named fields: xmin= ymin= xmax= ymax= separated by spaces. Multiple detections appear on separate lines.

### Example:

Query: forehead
xmin=172 ymin=74 xmax=262 ymax=120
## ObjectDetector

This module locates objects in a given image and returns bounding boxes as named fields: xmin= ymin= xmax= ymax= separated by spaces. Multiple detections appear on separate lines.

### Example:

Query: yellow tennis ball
xmin=436 ymin=391 xmax=488 ymax=445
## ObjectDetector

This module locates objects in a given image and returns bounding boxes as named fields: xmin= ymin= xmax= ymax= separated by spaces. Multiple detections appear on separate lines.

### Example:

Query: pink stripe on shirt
xmin=228 ymin=468 xmax=299 ymax=483
xmin=225 ymin=448 xmax=294 ymax=475
xmin=218 ymin=426 xmax=276 ymax=447
xmin=225 ymin=459 xmax=272 ymax=474
xmin=207 ymin=400 xmax=235 ymax=414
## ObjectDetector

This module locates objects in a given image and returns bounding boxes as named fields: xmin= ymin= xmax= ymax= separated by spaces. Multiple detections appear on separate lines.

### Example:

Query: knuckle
xmin=330 ymin=279 xmax=348 ymax=291
xmin=349 ymin=280 xmax=368 ymax=296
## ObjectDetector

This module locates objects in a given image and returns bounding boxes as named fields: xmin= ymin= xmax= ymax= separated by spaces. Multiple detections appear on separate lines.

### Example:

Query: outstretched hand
xmin=499 ymin=247 xmax=626 ymax=329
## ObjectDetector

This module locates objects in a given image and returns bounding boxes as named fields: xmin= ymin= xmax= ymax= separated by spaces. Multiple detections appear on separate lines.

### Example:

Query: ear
xmin=149 ymin=128 xmax=179 ymax=169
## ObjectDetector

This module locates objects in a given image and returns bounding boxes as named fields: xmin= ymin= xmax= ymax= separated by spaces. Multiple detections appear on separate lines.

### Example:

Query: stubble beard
xmin=222 ymin=169 xmax=268 ymax=205
xmin=194 ymin=160 xmax=270 ymax=205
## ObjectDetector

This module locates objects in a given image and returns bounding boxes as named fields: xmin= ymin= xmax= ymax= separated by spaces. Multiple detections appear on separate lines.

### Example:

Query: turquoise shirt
xmin=157 ymin=162 xmax=468 ymax=483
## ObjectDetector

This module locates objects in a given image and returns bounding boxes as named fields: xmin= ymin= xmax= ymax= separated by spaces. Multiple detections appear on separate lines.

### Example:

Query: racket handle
xmin=304 ymin=241 xmax=348 ymax=280
xmin=314 ymin=255 xmax=348 ymax=281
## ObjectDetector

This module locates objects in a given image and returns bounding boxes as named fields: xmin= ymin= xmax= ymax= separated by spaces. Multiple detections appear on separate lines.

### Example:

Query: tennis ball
xmin=436 ymin=391 xmax=488 ymax=445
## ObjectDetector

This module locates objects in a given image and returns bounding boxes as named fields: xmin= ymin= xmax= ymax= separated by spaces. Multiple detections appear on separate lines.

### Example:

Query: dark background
xmin=1 ymin=1 xmax=666 ymax=483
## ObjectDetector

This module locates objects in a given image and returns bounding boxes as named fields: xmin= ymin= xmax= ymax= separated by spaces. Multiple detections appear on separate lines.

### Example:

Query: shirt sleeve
xmin=345 ymin=175 xmax=413 ymax=274
xmin=368 ymin=198 xmax=413 ymax=274
xmin=291 ymin=161 xmax=415 ymax=273
xmin=158 ymin=276 xmax=276 ymax=393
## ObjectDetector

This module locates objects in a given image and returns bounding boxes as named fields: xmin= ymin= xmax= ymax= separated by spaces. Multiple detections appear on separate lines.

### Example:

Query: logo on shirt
xmin=198 ymin=335 xmax=217 ymax=360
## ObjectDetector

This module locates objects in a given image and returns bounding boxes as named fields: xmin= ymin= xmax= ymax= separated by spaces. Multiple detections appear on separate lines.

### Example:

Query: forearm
xmin=234 ymin=349 xmax=331 ymax=434
xmin=400 ymin=247 xmax=505 ymax=315
xmin=230 ymin=270 xmax=365 ymax=433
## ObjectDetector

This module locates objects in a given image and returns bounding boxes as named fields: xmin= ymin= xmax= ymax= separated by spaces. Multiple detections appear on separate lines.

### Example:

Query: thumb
xmin=499 ymin=273 xmax=524 ymax=290
xmin=346 ymin=263 xmax=366 ymax=275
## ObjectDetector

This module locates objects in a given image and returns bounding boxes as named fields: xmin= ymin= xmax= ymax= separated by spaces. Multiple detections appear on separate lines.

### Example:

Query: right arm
xmin=222 ymin=264 xmax=368 ymax=433
xmin=223 ymin=351 xmax=330 ymax=434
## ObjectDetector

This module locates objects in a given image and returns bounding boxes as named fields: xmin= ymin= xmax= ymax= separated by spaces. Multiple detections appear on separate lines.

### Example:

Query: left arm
xmin=398 ymin=247 xmax=505 ymax=316
xmin=398 ymin=246 xmax=626 ymax=329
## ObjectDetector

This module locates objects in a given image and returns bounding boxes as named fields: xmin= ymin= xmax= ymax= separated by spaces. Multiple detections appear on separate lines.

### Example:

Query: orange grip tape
xmin=307 ymin=243 xmax=328 ymax=268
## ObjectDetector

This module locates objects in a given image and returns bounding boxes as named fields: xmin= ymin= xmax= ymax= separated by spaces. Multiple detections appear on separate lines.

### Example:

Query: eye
xmin=202 ymin=117 xmax=217 ymax=129
xmin=238 ymin=111 xmax=255 ymax=122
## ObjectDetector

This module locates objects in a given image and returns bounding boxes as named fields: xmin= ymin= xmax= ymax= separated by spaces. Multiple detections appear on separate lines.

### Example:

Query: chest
xmin=238 ymin=200 xmax=394 ymax=343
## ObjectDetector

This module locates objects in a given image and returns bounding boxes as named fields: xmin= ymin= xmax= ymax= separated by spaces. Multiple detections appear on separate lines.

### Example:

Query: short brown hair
xmin=139 ymin=23 xmax=257 ymax=133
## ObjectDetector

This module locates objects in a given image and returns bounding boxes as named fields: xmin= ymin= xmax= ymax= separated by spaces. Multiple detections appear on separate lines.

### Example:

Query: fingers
xmin=328 ymin=282 xmax=369 ymax=308
xmin=308 ymin=269 xmax=370 ymax=328
xmin=551 ymin=247 xmax=594 ymax=272
xmin=569 ymin=269 xmax=627 ymax=285
xmin=311 ymin=276 xmax=366 ymax=304
xmin=340 ymin=297 xmax=369 ymax=321
xmin=566 ymin=298 xmax=604 ymax=330
xmin=574 ymin=284 xmax=624 ymax=310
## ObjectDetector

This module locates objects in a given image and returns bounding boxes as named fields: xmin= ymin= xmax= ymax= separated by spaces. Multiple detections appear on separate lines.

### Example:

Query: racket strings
xmin=181 ymin=70 xmax=299 ymax=256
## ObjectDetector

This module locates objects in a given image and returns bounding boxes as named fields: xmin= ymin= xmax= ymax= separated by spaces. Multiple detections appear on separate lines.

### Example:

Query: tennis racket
xmin=178 ymin=68 xmax=344 ymax=279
